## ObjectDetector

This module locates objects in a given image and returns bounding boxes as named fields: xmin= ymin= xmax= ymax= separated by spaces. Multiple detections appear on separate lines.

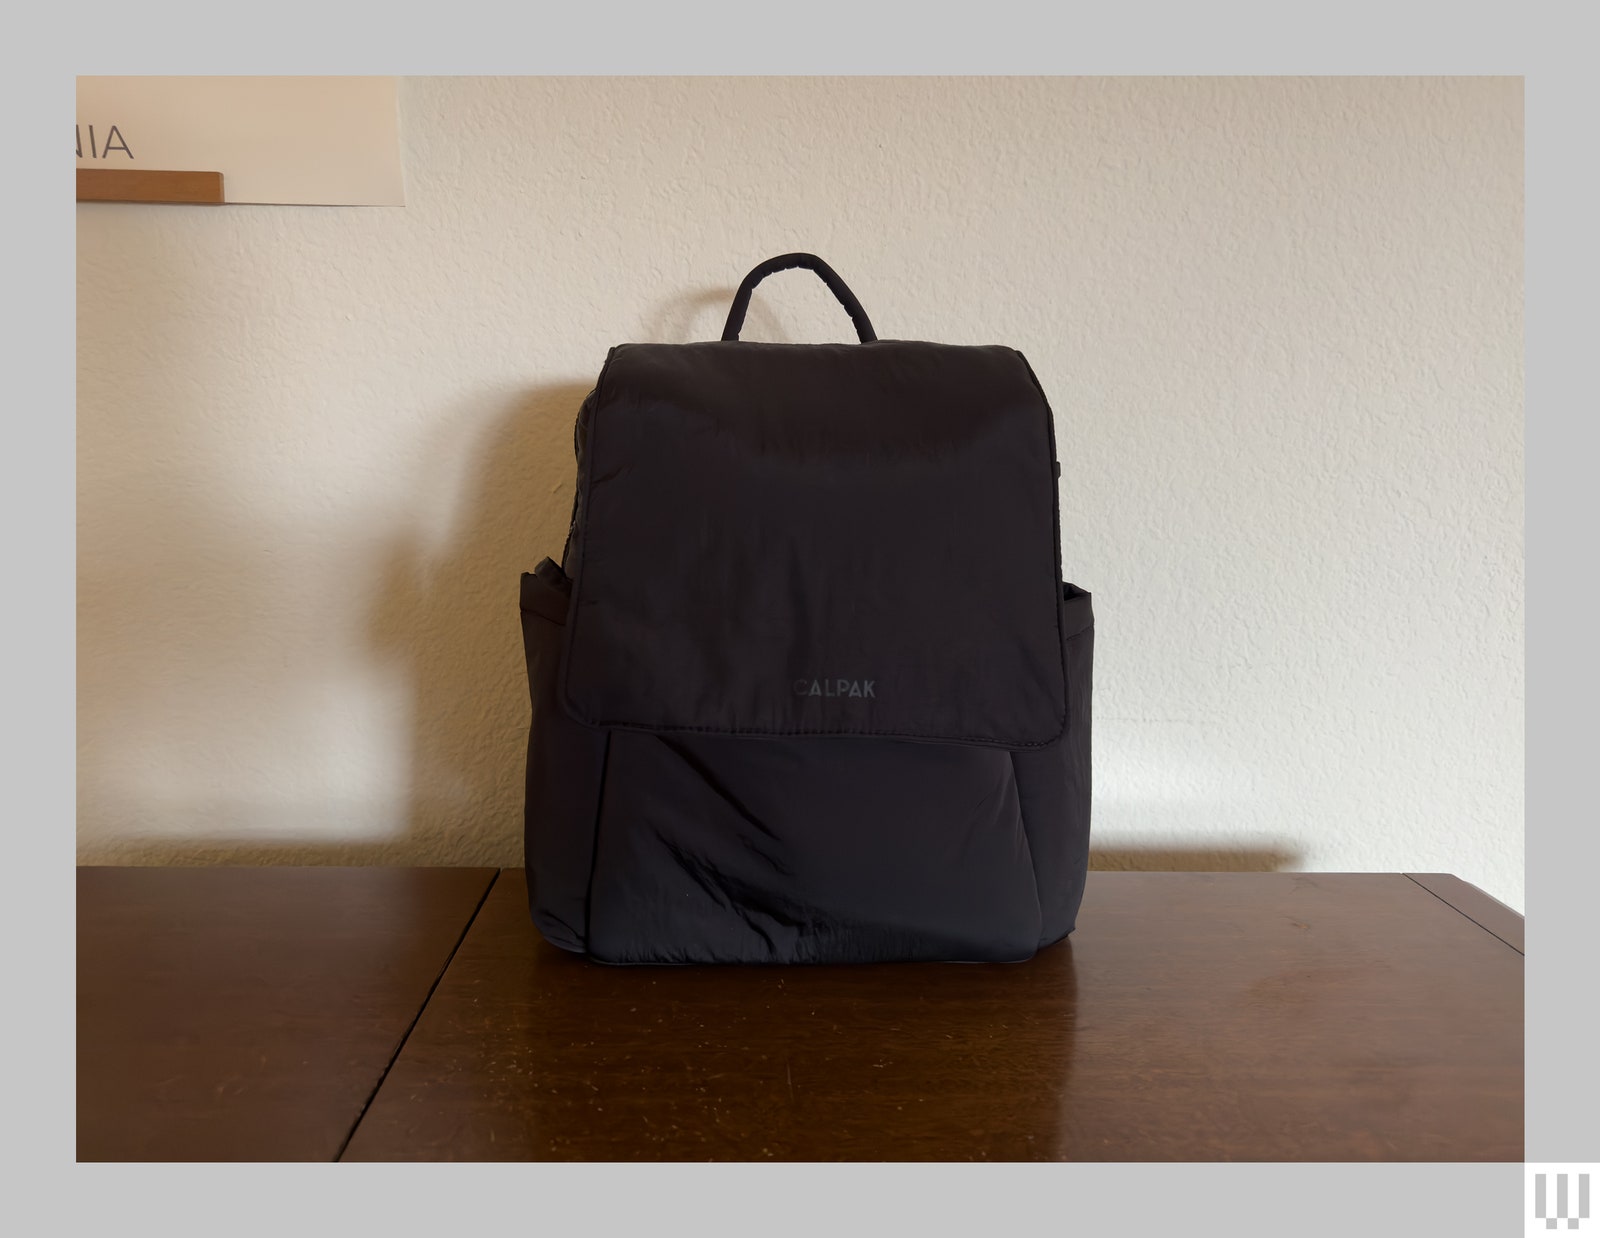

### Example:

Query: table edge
xmin=1404 ymin=872 xmax=1524 ymax=955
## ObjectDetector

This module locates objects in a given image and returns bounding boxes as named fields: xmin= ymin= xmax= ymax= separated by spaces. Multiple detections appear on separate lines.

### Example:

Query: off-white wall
xmin=77 ymin=77 xmax=1525 ymax=909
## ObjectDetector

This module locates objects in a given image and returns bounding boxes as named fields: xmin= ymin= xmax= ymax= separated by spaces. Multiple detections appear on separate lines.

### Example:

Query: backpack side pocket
xmin=520 ymin=557 xmax=608 ymax=952
xmin=1012 ymin=582 xmax=1094 ymax=947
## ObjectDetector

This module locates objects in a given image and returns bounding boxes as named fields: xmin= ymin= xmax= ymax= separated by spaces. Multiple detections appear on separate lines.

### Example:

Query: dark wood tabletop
xmin=77 ymin=865 xmax=495 ymax=1161
xmin=77 ymin=866 xmax=1522 ymax=1162
xmin=342 ymin=869 xmax=1523 ymax=1162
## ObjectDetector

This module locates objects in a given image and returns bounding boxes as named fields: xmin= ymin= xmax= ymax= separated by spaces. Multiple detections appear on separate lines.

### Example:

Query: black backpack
xmin=518 ymin=253 xmax=1093 ymax=964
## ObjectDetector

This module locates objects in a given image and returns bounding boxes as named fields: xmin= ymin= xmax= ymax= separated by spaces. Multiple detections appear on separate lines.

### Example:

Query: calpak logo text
xmin=794 ymin=678 xmax=876 ymax=699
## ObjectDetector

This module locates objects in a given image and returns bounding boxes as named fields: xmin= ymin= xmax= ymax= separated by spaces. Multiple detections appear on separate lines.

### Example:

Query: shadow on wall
xmin=368 ymin=380 xmax=602 ymax=867
xmin=80 ymin=381 xmax=593 ymax=867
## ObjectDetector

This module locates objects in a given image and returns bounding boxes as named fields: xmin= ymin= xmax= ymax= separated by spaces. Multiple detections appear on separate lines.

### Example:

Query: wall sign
xmin=76 ymin=76 xmax=405 ymax=206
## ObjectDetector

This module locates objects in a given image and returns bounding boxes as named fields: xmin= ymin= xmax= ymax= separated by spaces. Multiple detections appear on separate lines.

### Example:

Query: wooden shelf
xmin=77 ymin=168 xmax=224 ymax=205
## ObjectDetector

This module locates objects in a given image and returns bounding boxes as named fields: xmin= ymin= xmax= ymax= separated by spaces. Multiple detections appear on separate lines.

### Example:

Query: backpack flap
xmin=558 ymin=337 xmax=1071 ymax=749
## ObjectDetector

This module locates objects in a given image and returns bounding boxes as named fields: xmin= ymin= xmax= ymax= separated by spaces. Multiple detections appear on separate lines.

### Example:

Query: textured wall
xmin=77 ymin=77 xmax=1524 ymax=908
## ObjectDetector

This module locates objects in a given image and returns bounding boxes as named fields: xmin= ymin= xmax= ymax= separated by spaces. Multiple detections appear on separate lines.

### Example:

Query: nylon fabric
xmin=561 ymin=340 xmax=1068 ymax=748
xmin=517 ymin=253 xmax=1094 ymax=965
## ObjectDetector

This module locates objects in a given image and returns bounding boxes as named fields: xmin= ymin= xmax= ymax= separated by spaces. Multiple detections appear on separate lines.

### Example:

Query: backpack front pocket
xmin=585 ymin=730 xmax=1043 ymax=965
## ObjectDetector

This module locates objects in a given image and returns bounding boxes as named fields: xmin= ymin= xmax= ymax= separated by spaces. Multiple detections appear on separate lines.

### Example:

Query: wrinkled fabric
xmin=519 ymin=335 xmax=1094 ymax=965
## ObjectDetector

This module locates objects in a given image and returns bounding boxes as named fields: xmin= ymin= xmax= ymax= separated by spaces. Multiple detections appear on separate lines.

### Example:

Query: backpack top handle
xmin=720 ymin=253 xmax=878 ymax=344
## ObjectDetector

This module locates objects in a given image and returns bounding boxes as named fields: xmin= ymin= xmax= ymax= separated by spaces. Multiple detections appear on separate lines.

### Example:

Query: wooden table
xmin=76 ymin=866 xmax=495 ymax=1161
xmin=78 ymin=867 xmax=1522 ymax=1161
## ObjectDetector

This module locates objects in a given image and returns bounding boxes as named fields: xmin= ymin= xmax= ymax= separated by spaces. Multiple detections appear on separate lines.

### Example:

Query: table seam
xmin=1402 ymin=873 xmax=1524 ymax=956
xmin=332 ymin=867 xmax=502 ymax=1161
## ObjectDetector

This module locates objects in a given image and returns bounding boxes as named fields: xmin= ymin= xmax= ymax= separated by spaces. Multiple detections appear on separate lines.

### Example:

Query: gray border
xmin=1525 ymin=62 xmax=1596 ymax=1161
xmin=11 ymin=51 xmax=74 ymax=1186
xmin=62 ymin=1163 xmax=1522 ymax=1234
